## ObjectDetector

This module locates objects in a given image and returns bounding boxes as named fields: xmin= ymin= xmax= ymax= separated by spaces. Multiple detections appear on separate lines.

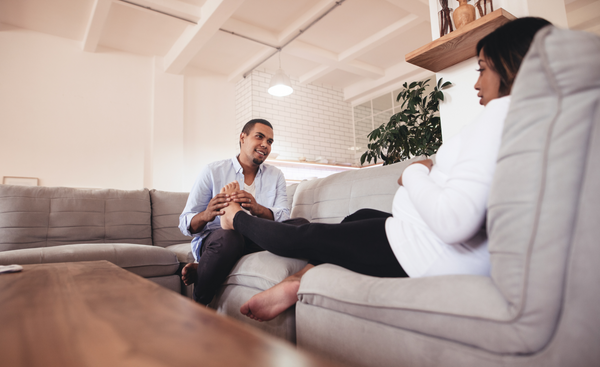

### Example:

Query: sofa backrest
xmin=150 ymin=189 xmax=190 ymax=248
xmin=0 ymin=185 xmax=153 ymax=251
xmin=487 ymin=26 xmax=600 ymax=352
xmin=285 ymin=183 xmax=298 ymax=210
xmin=290 ymin=157 xmax=423 ymax=223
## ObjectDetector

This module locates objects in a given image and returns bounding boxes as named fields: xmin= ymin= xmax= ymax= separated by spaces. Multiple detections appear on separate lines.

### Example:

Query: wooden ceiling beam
xmin=163 ymin=0 xmax=245 ymax=74
xmin=384 ymin=0 xmax=430 ymax=20
xmin=343 ymin=61 xmax=428 ymax=103
xmin=227 ymin=48 xmax=275 ymax=82
xmin=339 ymin=14 xmax=422 ymax=61
xmin=121 ymin=0 xmax=201 ymax=23
xmin=82 ymin=0 xmax=113 ymax=52
xmin=299 ymin=65 xmax=335 ymax=84
xmin=277 ymin=0 xmax=339 ymax=45
xmin=567 ymin=1 xmax=600 ymax=29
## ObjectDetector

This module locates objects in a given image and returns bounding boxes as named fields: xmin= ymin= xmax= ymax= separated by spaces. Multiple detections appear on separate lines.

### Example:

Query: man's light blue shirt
xmin=179 ymin=156 xmax=290 ymax=261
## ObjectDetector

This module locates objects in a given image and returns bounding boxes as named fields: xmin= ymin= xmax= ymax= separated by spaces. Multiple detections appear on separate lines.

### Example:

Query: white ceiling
xmin=1 ymin=0 xmax=598 ymax=103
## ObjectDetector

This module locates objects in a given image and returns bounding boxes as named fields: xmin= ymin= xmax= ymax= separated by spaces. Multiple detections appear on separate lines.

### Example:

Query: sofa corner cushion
xmin=149 ymin=190 xmax=191 ymax=248
xmin=0 ymin=243 xmax=179 ymax=278
xmin=223 ymin=251 xmax=308 ymax=291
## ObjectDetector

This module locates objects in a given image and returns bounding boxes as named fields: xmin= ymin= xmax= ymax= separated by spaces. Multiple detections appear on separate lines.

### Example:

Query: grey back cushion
xmin=0 ymin=185 xmax=152 ymax=251
xmin=285 ymin=183 xmax=298 ymax=210
xmin=291 ymin=158 xmax=420 ymax=223
xmin=487 ymin=26 xmax=600 ymax=351
xmin=150 ymin=190 xmax=190 ymax=248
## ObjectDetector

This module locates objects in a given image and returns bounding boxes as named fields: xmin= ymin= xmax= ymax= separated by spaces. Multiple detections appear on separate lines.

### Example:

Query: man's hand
xmin=398 ymin=159 xmax=434 ymax=186
xmin=200 ymin=193 xmax=231 ymax=223
xmin=230 ymin=190 xmax=274 ymax=220
xmin=189 ymin=193 xmax=231 ymax=234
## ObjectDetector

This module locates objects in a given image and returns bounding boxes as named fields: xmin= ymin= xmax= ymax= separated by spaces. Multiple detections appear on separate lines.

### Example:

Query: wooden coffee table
xmin=0 ymin=261 xmax=344 ymax=367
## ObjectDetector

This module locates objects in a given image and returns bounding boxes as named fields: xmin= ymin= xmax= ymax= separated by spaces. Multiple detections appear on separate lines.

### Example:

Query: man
xmin=179 ymin=119 xmax=305 ymax=305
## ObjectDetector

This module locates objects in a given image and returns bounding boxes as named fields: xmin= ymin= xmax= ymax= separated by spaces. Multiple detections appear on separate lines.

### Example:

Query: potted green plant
xmin=360 ymin=78 xmax=452 ymax=166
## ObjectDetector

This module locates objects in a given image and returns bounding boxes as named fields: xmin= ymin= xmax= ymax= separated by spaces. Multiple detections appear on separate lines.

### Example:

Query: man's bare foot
xmin=240 ymin=280 xmax=301 ymax=322
xmin=181 ymin=263 xmax=198 ymax=286
xmin=220 ymin=181 xmax=243 ymax=230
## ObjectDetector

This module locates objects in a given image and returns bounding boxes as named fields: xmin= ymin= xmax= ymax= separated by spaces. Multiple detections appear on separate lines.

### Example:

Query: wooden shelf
xmin=266 ymin=158 xmax=360 ymax=170
xmin=405 ymin=8 xmax=516 ymax=72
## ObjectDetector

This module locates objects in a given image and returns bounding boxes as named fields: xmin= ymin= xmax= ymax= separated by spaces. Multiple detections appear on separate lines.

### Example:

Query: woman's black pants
xmin=232 ymin=209 xmax=408 ymax=278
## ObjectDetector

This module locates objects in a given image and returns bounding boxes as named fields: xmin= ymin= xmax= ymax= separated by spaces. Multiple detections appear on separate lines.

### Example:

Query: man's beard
xmin=253 ymin=158 xmax=264 ymax=165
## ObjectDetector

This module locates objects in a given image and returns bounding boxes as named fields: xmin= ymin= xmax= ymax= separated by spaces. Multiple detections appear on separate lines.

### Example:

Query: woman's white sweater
xmin=385 ymin=96 xmax=510 ymax=277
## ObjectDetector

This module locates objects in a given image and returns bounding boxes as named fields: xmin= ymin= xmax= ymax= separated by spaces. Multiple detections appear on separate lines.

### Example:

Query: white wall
xmin=429 ymin=0 xmax=568 ymax=141
xmin=148 ymin=57 xmax=185 ymax=192
xmin=0 ymin=24 xmax=237 ymax=191
xmin=182 ymin=67 xmax=237 ymax=191
xmin=0 ymin=24 xmax=151 ymax=189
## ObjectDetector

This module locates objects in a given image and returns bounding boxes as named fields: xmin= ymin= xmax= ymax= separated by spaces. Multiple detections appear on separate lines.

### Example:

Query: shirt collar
xmin=231 ymin=156 xmax=243 ymax=173
xmin=232 ymin=155 xmax=265 ymax=175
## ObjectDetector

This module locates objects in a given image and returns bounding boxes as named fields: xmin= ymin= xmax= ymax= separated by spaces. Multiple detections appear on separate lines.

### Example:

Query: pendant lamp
xmin=268 ymin=51 xmax=293 ymax=97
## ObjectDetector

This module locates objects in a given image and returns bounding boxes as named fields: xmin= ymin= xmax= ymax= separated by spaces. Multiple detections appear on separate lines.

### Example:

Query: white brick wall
xmin=235 ymin=69 xmax=356 ymax=165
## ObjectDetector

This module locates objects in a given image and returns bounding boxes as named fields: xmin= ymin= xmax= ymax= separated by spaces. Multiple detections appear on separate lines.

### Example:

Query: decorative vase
xmin=453 ymin=0 xmax=476 ymax=30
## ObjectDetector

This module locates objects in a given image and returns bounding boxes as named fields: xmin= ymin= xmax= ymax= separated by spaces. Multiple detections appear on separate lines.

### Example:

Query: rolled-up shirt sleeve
xmin=179 ymin=166 xmax=214 ymax=237
xmin=268 ymin=170 xmax=290 ymax=222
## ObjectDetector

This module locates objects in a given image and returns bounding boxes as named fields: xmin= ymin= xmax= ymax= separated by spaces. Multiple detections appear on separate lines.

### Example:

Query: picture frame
xmin=2 ymin=176 xmax=39 ymax=186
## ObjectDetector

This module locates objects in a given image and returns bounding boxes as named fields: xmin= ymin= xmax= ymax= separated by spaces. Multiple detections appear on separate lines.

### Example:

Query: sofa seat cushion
xmin=166 ymin=243 xmax=195 ymax=263
xmin=210 ymin=251 xmax=308 ymax=343
xmin=0 ymin=243 xmax=179 ymax=278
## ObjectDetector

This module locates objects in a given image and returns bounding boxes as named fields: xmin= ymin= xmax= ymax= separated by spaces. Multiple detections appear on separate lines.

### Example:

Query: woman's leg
xmin=234 ymin=212 xmax=406 ymax=277
xmin=219 ymin=182 xmax=407 ymax=321
xmin=341 ymin=208 xmax=392 ymax=223
xmin=221 ymin=183 xmax=406 ymax=278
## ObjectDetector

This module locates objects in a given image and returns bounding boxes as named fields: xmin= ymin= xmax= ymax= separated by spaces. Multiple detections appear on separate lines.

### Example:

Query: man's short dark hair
xmin=241 ymin=119 xmax=273 ymax=135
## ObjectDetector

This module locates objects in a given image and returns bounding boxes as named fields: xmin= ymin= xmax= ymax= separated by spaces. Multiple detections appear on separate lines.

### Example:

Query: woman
xmin=219 ymin=17 xmax=552 ymax=322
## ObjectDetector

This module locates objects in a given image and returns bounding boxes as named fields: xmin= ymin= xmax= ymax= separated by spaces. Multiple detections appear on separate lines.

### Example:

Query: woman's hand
xmin=398 ymin=159 xmax=434 ymax=186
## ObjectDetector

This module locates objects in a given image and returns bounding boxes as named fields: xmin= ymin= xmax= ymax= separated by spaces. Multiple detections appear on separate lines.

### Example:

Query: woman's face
xmin=474 ymin=50 xmax=501 ymax=106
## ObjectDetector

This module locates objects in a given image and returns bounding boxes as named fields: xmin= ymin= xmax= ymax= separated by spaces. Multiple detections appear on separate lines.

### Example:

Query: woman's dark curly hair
xmin=477 ymin=17 xmax=552 ymax=96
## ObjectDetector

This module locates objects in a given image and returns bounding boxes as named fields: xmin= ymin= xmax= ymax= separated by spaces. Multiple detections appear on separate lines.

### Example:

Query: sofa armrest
xmin=165 ymin=243 xmax=195 ymax=264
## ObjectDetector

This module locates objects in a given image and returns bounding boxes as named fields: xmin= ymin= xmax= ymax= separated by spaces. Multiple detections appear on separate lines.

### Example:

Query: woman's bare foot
xmin=181 ymin=263 xmax=198 ymax=286
xmin=220 ymin=181 xmax=243 ymax=230
xmin=240 ymin=280 xmax=301 ymax=322
xmin=240 ymin=264 xmax=314 ymax=322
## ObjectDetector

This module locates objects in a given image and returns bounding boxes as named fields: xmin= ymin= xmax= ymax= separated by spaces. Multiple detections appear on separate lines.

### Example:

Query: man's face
xmin=240 ymin=124 xmax=274 ymax=166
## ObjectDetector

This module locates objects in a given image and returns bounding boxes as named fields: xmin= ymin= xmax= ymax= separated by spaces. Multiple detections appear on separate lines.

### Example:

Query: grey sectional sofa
xmin=212 ymin=26 xmax=600 ymax=367
xmin=1 ymin=25 xmax=597 ymax=367
xmin=0 ymin=186 xmax=192 ymax=294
